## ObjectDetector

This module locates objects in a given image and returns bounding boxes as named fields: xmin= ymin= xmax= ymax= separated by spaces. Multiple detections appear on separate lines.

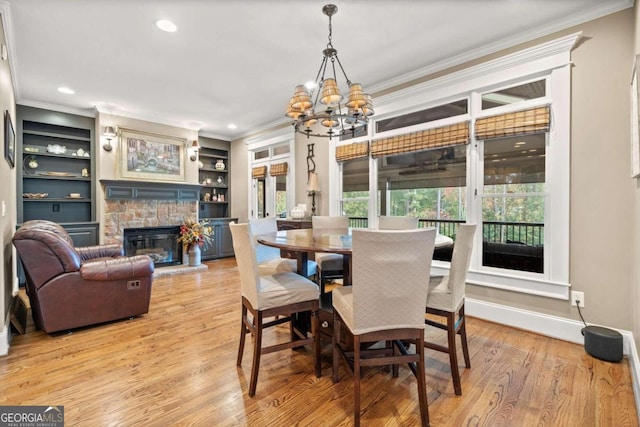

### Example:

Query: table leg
xmin=342 ymin=254 xmax=352 ymax=286
xmin=297 ymin=251 xmax=309 ymax=277
xmin=293 ymin=251 xmax=311 ymax=341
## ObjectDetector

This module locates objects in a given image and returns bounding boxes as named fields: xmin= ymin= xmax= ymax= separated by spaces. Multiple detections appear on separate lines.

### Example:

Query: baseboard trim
xmin=466 ymin=297 xmax=640 ymax=421
xmin=0 ymin=313 xmax=10 ymax=356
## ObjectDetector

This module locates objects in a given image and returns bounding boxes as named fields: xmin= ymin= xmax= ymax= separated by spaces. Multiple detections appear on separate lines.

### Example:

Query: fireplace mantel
xmin=100 ymin=180 xmax=202 ymax=201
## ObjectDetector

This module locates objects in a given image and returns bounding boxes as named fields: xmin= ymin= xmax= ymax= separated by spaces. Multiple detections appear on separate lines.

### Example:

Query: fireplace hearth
xmin=124 ymin=226 xmax=182 ymax=267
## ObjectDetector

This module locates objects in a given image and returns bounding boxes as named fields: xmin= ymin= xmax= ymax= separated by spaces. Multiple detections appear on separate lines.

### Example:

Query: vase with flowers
xmin=177 ymin=219 xmax=213 ymax=266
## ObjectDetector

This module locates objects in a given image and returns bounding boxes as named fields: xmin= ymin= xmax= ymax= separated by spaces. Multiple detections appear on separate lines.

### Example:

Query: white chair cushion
xmin=332 ymin=286 xmax=355 ymax=332
xmin=427 ymin=275 xmax=461 ymax=312
xmin=255 ymin=272 xmax=319 ymax=310
xmin=315 ymin=252 xmax=343 ymax=271
xmin=258 ymin=258 xmax=318 ymax=277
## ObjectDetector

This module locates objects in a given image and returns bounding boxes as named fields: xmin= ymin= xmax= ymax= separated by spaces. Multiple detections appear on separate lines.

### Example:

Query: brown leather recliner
xmin=12 ymin=220 xmax=155 ymax=333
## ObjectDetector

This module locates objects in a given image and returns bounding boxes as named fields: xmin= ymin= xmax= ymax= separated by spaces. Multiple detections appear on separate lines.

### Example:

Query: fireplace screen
xmin=123 ymin=226 xmax=182 ymax=266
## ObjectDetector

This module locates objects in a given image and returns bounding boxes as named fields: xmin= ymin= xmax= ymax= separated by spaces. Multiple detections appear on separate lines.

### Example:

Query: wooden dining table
xmin=256 ymin=227 xmax=454 ymax=287
xmin=257 ymin=227 xmax=454 ymax=340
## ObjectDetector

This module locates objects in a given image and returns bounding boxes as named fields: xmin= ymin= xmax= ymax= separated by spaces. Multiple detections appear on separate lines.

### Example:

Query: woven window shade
xmin=269 ymin=162 xmax=288 ymax=176
xmin=336 ymin=141 xmax=370 ymax=162
xmin=475 ymin=106 xmax=550 ymax=140
xmin=251 ymin=165 xmax=267 ymax=179
xmin=370 ymin=121 xmax=469 ymax=158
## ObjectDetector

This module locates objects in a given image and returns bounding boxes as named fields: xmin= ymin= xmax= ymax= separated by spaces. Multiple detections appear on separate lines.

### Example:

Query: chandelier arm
xmin=313 ymin=55 xmax=331 ymax=109
xmin=312 ymin=55 xmax=327 ymax=91
xmin=332 ymin=54 xmax=352 ymax=87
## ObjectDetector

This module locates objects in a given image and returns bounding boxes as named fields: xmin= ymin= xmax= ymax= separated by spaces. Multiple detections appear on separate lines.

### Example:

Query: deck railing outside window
xmin=347 ymin=216 xmax=544 ymax=273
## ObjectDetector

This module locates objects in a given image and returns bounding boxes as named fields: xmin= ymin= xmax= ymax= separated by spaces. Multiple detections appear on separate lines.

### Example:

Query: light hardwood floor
xmin=1 ymin=258 xmax=637 ymax=426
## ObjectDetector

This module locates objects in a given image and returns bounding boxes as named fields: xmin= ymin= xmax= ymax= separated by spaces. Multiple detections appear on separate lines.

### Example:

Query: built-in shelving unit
xmin=198 ymin=145 xmax=229 ymax=218
xmin=17 ymin=105 xmax=97 ymax=242
xmin=197 ymin=136 xmax=235 ymax=260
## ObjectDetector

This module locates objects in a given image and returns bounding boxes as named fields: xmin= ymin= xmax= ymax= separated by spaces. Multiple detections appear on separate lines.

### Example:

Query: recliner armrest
xmin=76 ymin=244 xmax=125 ymax=260
xmin=80 ymin=255 xmax=155 ymax=281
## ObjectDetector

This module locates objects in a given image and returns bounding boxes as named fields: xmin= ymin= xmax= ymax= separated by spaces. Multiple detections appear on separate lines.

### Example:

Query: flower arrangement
xmin=178 ymin=219 xmax=213 ymax=249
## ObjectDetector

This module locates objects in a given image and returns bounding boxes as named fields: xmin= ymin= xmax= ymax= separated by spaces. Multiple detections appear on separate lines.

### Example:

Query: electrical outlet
xmin=571 ymin=291 xmax=585 ymax=308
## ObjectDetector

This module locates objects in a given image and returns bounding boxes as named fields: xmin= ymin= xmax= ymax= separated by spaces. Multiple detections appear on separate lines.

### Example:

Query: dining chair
xmin=332 ymin=228 xmax=436 ymax=427
xmin=229 ymin=222 xmax=321 ymax=397
xmin=424 ymin=223 xmax=476 ymax=396
xmin=249 ymin=217 xmax=318 ymax=278
xmin=311 ymin=216 xmax=349 ymax=295
xmin=378 ymin=215 xmax=418 ymax=230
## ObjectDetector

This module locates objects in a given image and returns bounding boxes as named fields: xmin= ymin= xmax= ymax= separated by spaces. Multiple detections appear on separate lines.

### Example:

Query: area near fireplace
xmin=101 ymin=180 xmax=201 ymax=270
xmin=123 ymin=225 xmax=182 ymax=267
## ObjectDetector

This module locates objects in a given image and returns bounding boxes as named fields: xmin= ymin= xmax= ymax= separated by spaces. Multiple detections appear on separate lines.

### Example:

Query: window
xmin=340 ymin=156 xmax=369 ymax=228
xmin=481 ymin=134 xmax=545 ymax=273
xmin=376 ymin=99 xmax=468 ymax=133
xmin=481 ymin=79 xmax=546 ymax=110
xmin=247 ymin=129 xmax=296 ymax=219
xmin=332 ymin=34 xmax=576 ymax=298
xmin=378 ymin=145 xmax=467 ymax=235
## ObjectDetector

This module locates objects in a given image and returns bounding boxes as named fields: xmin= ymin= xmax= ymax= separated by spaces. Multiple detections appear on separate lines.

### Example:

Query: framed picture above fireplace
xmin=117 ymin=128 xmax=187 ymax=182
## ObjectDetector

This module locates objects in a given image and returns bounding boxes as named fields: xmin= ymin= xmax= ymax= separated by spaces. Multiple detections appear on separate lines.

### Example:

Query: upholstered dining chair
xmin=311 ymin=215 xmax=349 ymax=295
xmin=424 ymin=223 xmax=476 ymax=396
xmin=229 ymin=222 xmax=321 ymax=397
xmin=249 ymin=217 xmax=317 ymax=278
xmin=378 ymin=215 xmax=418 ymax=230
xmin=332 ymin=228 xmax=436 ymax=427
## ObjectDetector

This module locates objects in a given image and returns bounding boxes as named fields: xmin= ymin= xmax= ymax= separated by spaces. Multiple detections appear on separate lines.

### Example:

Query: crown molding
xmin=17 ymin=98 xmax=96 ymax=118
xmin=365 ymin=0 xmax=632 ymax=95
xmin=373 ymin=32 xmax=582 ymax=115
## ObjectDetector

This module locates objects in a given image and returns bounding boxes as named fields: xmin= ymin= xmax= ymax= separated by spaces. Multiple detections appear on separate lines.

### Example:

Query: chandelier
xmin=285 ymin=4 xmax=374 ymax=139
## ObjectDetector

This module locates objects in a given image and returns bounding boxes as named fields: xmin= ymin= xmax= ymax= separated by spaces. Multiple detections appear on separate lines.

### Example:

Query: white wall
xmin=0 ymin=9 xmax=18 ymax=355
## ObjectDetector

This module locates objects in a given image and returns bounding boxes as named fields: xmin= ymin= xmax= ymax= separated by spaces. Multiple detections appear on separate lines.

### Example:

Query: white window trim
xmin=331 ymin=33 xmax=581 ymax=300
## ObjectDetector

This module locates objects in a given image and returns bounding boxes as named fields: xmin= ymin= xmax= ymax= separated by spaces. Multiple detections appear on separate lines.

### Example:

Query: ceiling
xmin=2 ymin=0 xmax=634 ymax=141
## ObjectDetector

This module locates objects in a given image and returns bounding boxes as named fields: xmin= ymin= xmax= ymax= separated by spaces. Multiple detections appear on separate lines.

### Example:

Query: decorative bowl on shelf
xmin=23 ymin=193 xmax=48 ymax=199
xmin=46 ymin=144 xmax=67 ymax=154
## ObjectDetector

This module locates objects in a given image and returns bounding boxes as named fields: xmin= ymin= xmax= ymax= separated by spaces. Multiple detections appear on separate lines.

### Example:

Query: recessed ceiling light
xmin=58 ymin=87 xmax=75 ymax=94
xmin=227 ymin=124 xmax=237 ymax=130
xmin=156 ymin=19 xmax=177 ymax=32
xmin=304 ymin=81 xmax=316 ymax=90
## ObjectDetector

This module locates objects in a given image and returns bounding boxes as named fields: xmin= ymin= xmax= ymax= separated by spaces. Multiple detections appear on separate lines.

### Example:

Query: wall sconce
xmin=189 ymin=140 xmax=200 ymax=161
xmin=103 ymin=126 xmax=116 ymax=151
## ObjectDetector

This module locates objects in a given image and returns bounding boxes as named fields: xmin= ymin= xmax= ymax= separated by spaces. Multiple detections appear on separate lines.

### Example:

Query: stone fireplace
xmin=101 ymin=180 xmax=200 ymax=254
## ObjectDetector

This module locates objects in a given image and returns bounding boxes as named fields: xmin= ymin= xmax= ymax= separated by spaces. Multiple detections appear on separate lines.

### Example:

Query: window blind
xmin=251 ymin=165 xmax=267 ymax=179
xmin=269 ymin=162 xmax=288 ymax=176
xmin=475 ymin=105 xmax=550 ymax=140
xmin=370 ymin=121 xmax=469 ymax=158
xmin=336 ymin=141 xmax=370 ymax=162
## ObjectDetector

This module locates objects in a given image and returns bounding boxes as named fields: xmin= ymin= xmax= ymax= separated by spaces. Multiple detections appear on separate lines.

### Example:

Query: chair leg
xmin=248 ymin=312 xmax=263 ymax=397
xmin=446 ymin=311 xmax=462 ymax=396
xmin=332 ymin=310 xmax=340 ymax=383
xmin=416 ymin=330 xmax=430 ymax=427
xmin=312 ymin=309 xmax=321 ymax=378
xmin=391 ymin=340 xmax=399 ymax=378
xmin=459 ymin=304 xmax=471 ymax=369
xmin=237 ymin=304 xmax=248 ymax=367
xmin=353 ymin=334 xmax=361 ymax=427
